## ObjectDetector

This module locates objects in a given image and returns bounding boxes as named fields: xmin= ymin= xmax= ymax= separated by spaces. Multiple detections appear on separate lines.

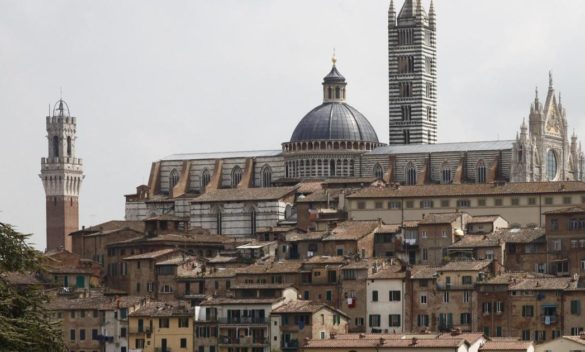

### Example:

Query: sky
xmin=1 ymin=0 xmax=585 ymax=250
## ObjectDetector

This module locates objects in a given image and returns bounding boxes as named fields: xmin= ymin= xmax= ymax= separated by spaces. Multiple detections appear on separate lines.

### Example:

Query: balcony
xmin=218 ymin=336 xmax=269 ymax=346
xmin=218 ymin=317 xmax=269 ymax=325
xmin=282 ymin=339 xmax=299 ymax=350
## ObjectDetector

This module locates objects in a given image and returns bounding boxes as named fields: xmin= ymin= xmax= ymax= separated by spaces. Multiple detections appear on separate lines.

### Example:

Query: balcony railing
xmin=218 ymin=317 xmax=269 ymax=325
xmin=218 ymin=336 xmax=269 ymax=346
xmin=436 ymin=283 xmax=475 ymax=290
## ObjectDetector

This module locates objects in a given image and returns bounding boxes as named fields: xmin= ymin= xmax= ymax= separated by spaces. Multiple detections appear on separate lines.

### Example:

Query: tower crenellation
xmin=40 ymin=99 xmax=84 ymax=251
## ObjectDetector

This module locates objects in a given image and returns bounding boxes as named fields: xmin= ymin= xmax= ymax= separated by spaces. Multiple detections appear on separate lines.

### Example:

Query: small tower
xmin=322 ymin=54 xmax=347 ymax=103
xmin=40 ymin=99 xmax=84 ymax=251
xmin=388 ymin=0 xmax=437 ymax=145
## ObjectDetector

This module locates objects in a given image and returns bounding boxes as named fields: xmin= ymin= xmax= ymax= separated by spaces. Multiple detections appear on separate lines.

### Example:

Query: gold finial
xmin=332 ymin=48 xmax=337 ymax=65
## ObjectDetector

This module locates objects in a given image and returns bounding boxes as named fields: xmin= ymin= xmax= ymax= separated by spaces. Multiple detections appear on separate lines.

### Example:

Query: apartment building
xmin=543 ymin=206 xmax=585 ymax=275
xmin=366 ymin=263 xmax=409 ymax=333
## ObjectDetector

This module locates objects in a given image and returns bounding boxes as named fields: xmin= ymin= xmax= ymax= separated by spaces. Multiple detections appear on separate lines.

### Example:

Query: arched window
xmin=335 ymin=86 xmax=340 ymax=99
xmin=441 ymin=162 xmax=451 ymax=184
xmin=261 ymin=165 xmax=272 ymax=187
xmin=52 ymin=136 xmax=59 ymax=158
xmin=201 ymin=169 xmax=211 ymax=190
xmin=476 ymin=160 xmax=486 ymax=183
xmin=405 ymin=162 xmax=417 ymax=185
xmin=231 ymin=166 xmax=243 ymax=187
xmin=373 ymin=163 xmax=384 ymax=180
xmin=169 ymin=168 xmax=179 ymax=191
xmin=66 ymin=136 xmax=72 ymax=157
xmin=328 ymin=87 xmax=332 ymax=99
xmin=250 ymin=208 xmax=257 ymax=235
xmin=213 ymin=206 xmax=223 ymax=235
xmin=547 ymin=150 xmax=557 ymax=181
xmin=330 ymin=160 xmax=336 ymax=177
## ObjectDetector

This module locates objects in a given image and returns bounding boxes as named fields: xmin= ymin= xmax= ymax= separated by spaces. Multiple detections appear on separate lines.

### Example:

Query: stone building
xmin=40 ymin=99 xmax=84 ymax=251
xmin=542 ymin=206 xmax=585 ymax=275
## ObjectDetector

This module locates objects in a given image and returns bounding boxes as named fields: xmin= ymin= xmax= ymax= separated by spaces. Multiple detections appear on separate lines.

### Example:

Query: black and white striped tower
xmin=388 ymin=0 xmax=437 ymax=144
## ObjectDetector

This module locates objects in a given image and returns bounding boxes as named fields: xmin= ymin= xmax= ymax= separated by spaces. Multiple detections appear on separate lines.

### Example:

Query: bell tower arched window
xmin=66 ymin=136 xmax=72 ymax=157
xmin=169 ymin=169 xmax=179 ymax=191
xmin=476 ymin=160 xmax=487 ymax=183
xmin=261 ymin=165 xmax=272 ymax=187
xmin=373 ymin=163 xmax=384 ymax=180
xmin=335 ymin=86 xmax=340 ymax=99
xmin=231 ymin=166 xmax=243 ymax=188
xmin=52 ymin=136 xmax=59 ymax=158
xmin=405 ymin=162 xmax=417 ymax=185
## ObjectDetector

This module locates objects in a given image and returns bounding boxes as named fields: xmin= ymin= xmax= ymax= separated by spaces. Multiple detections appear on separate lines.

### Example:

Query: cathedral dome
xmin=290 ymin=102 xmax=379 ymax=143
xmin=290 ymin=59 xmax=379 ymax=143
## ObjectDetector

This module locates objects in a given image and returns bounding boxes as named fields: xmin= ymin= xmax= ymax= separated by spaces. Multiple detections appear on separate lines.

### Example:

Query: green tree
xmin=0 ymin=222 xmax=66 ymax=351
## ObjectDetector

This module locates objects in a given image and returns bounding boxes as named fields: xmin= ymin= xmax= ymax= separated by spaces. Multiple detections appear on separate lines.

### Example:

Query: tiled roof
xmin=232 ymin=283 xmax=293 ymax=290
xmin=69 ymin=220 xmax=145 ymax=235
xmin=479 ymin=272 xmax=554 ymax=285
xmin=492 ymin=227 xmax=545 ymax=243
xmin=191 ymin=186 xmax=297 ymax=203
xmin=202 ymin=267 xmax=240 ymax=278
xmin=162 ymin=150 xmax=282 ymax=161
xmin=297 ymin=188 xmax=344 ymax=203
xmin=323 ymin=220 xmax=380 ymax=241
xmin=303 ymin=336 xmax=467 ymax=349
xmin=543 ymin=206 xmax=585 ymax=215
xmin=304 ymin=256 xmax=347 ymax=265
xmin=509 ymin=277 xmax=572 ymax=291
xmin=368 ymin=265 xmax=407 ymax=279
xmin=239 ymin=261 xmax=303 ymax=274
xmin=402 ymin=220 xmax=420 ymax=228
xmin=439 ymin=260 xmax=492 ymax=272
xmin=200 ymin=297 xmax=284 ymax=306
xmin=296 ymin=181 xmax=324 ymax=194
xmin=130 ymin=301 xmax=192 ymax=317
xmin=561 ymin=336 xmax=585 ymax=346
xmin=377 ymin=224 xmax=402 ymax=233
xmin=123 ymin=248 xmax=177 ymax=260
xmin=449 ymin=235 xmax=500 ymax=249
xmin=479 ymin=340 xmax=533 ymax=351
xmin=111 ymin=233 xmax=228 ymax=246
xmin=348 ymin=181 xmax=585 ymax=199
xmin=419 ymin=213 xmax=464 ymax=225
xmin=285 ymin=230 xmax=327 ymax=242
xmin=410 ymin=265 xmax=439 ymax=279
xmin=1 ymin=272 xmax=42 ymax=285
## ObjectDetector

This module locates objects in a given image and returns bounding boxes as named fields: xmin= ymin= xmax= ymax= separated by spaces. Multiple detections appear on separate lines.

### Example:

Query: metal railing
xmin=217 ymin=317 xmax=269 ymax=325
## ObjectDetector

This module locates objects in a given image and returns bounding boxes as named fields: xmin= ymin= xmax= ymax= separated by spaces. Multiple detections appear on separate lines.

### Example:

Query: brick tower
xmin=388 ymin=0 xmax=437 ymax=144
xmin=40 ymin=99 xmax=84 ymax=251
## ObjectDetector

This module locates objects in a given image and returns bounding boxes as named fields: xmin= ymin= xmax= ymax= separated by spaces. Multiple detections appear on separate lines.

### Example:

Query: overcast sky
xmin=1 ymin=0 xmax=585 ymax=250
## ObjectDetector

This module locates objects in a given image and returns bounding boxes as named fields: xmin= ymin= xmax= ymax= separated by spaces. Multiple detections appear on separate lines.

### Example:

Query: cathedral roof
xmin=290 ymin=102 xmax=379 ymax=143
xmin=162 ymin=150 xmax=281 ymax=161
xmin=370 ymin=140 xmax=514 ymax=155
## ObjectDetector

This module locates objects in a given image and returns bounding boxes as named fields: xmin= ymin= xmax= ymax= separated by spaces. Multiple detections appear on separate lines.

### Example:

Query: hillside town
xmin=5 ymin=0 xmax=585 ymax=352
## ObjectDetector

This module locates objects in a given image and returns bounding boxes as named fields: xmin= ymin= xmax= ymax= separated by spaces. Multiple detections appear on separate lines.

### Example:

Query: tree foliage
xmin=0 ymin=222 xmax=66 ymax=352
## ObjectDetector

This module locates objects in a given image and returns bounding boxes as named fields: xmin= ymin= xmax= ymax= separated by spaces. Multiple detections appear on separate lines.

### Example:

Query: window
xmin=375 ymin=201 xmax=383 ymax=209
xmin=460 ymin=313 xmax=471 ymax=325
xmin=201 ymin=169 xmax=211 ymax=190
xmin=70 ymin=311 xmax=75 ymax=319
xmin=427 ymin=106 xmax=432 ymax=121
xmin=120 ymin=327 xmax=127 ymax=338
xmin=138 ymin=319 xmax=144 ymax=333
xmin=388 ymin=314 xmax=401 ymax=327
xmin=483 ymin=302 xmax=492 ymax=314
xmin=443 ymin=291 xmax=449 ymax=303
xmin=405 ymin=200 xmax=414 ymax=208
xmin=397 ymin=56 xmax=414 ymax=74
xmin=456 ymin=199 xmax=470 ymax=208
xmin=547 ymin=150 xmax=557 ymax=180
xmin=463 ymin=291 xmax=471 ymax=303
xmin=483 ymin=326 xmax=490 ymax=337
xmin=179 ymin=317 xmax=189 ymax=328
xmin=422 ymin=248 xmax=428 ymax=261
xmin=522 ymin=305 xmax=534 ymax=317
xmin=52 ymin=136 xmax=60 ymax=158
xmin=79 ymin=329 xmax=85 ymax=341
xmin=92 ymin=329 xmax=98 ymax=340
xmin=424 ymin=56 xmax=432 ymax=73
xmin=399 ymin=82 xmax=412 ymax=97
xmin=417 ymin=314 xmax=429 ymax=327
xmin=477 ymin=198 xmax=486 ymax=207
xmin=70 ymin=329 xmax=75 ymax=341
xmin=401 ymin=105 xmax=412 ymax=120
xmin=372 ymin=290 xmax=378 ymax=302
xmin=231 ymin=166 xmax=243 ymax=187
xmin=521 ymin=330 xmax=530 ymax=341
xmin=405 ymin=162 xmax=417 ymax=185
xmin=357 ymin=201 xmax=366 ymax=210
xmin=440 ymin=199 xmax=450 ymax=207
xmin=551 ymin=219 xmax=559 ymax=231
xmin=120 ymin=308 xmax=128 ymax=319
xmin=534 ymin=330 xmax=546 ymax=342
xmin=476 ymin=160 xmax=486 ymax=183
xmin=369 ymin=314 xmax=381 ymax=327
xmin=544 ymin=197 xmax=553 ymax=205
xmin=426 ymin=82 xmax=432 ymax=98
xmin=571 ymin=327 xmax=584 ymax=335
xmin=403 ymin=129 xmax=411 ymax=144
xmin=551 ymin=240 xmax=562 ymax=251
xmin=169 ymin=168 xmax=179 ymax=191
xmin=389 ymin=291 xmax=401 ymax=301
xmin=398 ymin=28 xmax=413 ymax=45
xmin=180 ymin=338 xmax=187 ymax=348
xmin=388 ymin=201 xmax=401 ymax=209
xmin=563 ymin=196 xmax=572 ymax=205
xmin=420 ymin=294 xmax=427 ymax=304
xmin=333 ymin=314 xmax=341 ymax=325
xmin=494 ymin=198 xmax=503 ymax=206
xmin=373 ymin=163 xmax=384 ymax=179
xmin=421 ymin=231 xmax=427 ymax=239
xmin=511 ymin=198 xmax=520 ymax=206
xmin=571 ymin=300 xmax=581 ymax=315
xmin=261 ymin=165 xmax=272 ymax=187
xmin=136 ymin=339 xmax=145 ymax=348
xmin=495 ymin=301 xmax=504 ymax=313
xmin=528 ymin=197 xmax=537 ymax=205
xmin=159 ymin=318 xmax=169 ymax=328
xmin=420 ymin=200 xmax=434 ymax=209
xmin=326 ymin=290 xmax=332 ymax=302
xmin=462 ymin=276 xmax=472 ymax=285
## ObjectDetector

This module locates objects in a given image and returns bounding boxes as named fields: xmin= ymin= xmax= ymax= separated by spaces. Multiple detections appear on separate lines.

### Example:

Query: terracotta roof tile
xmin=439 ymin=260 xmax=492 ymax=272
xmin=130 ymin=301 xmax=192 ymax=317
xmin=543 ymin=206 xmax=585 ymax=215
xmin=323 ymin=220 xmax=380 ymax=241
xmin=509 ymin=277 xmax=572 ymax=291
xmin=411 ymin=265 xmax=440 ymax=279
xmin=123 ymin=248 xmax=177 ymax=260
xmin=479 ymin=340 xmax=533 ymax=351
xmin=419 ymin=213 xmax=465 ymax=225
